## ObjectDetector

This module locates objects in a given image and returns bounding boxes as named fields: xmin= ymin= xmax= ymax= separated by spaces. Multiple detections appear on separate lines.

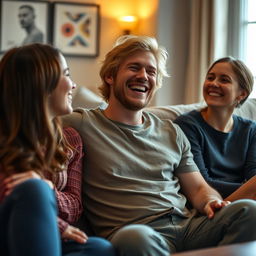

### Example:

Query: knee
xmin=13 ymin=179 xmax=56 ymax=207
xmin=87 ymin=237 xmax=116 ymax=256
xmin=111 ymin=224 xmax=155 ymax=247
xmin=228 ymin=199 xmax=256 ymax=224
xmin=111 ymin=224 xmax=169 ymax=256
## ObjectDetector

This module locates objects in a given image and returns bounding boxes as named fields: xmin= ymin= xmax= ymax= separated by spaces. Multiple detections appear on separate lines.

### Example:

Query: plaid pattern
xmin=54 ymin=127 xmax=84 ymax=233
xmin=0 ymin=127 xmax=84 ymax=234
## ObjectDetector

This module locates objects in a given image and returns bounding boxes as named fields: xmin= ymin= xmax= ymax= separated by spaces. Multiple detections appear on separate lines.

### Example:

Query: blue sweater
xmin=174 ymin=110 xmax=256 ymax=198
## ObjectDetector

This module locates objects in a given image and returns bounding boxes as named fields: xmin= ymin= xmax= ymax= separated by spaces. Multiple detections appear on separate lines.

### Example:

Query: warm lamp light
xmin=118 ymin=15 xmax=138 ymax=35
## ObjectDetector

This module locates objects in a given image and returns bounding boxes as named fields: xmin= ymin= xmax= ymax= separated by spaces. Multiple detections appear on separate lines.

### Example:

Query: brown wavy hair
xmin=0 ymin=43 xmax=69 ymax=176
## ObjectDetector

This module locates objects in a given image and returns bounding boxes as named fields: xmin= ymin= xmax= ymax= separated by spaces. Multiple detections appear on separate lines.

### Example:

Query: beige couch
xmin=72 ymin=86 xmax=256 ymax=121
xmin=72 ymin=85 xmax=256 ymax=235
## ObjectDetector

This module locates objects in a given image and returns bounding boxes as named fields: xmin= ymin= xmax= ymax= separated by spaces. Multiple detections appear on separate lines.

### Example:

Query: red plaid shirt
xmin=0 ymin=127 xmax=84 ymax=234
xmin=52 ymin=127 xmax=84 ymax=233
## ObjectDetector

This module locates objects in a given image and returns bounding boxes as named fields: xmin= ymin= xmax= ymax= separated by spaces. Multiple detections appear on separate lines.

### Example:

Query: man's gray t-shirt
xmin=63 ymin=108 xmax=199 ymax=238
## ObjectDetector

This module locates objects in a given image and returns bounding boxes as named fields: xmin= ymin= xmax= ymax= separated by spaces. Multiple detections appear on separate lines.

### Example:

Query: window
xmin=245 ymin=0 xmax=256 ymax=76
xmin=242 ymin=0 xmax=256 ymax=97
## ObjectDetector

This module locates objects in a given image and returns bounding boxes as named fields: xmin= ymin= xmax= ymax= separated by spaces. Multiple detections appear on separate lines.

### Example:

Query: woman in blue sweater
xmin=175 ymin=57 xmax=256 ymax=201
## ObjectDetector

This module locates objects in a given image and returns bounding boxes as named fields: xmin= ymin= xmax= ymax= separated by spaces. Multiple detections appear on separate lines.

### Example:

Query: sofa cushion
xmin=146 ymin=102 xmax=206 ymax=121
xmin=147 ymin=99 xmax=256 ymax=121
xmin=234 ymin=98 xmax=256 ymax=120
xmin=72 ymin=86 xmax=107 ymax=109
xmin=72 ymin=86 xmax=256 ymax=121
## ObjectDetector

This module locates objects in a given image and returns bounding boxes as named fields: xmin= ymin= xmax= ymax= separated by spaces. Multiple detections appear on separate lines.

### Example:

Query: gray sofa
xmin=72 ymin=86 xmax=256 ymax=121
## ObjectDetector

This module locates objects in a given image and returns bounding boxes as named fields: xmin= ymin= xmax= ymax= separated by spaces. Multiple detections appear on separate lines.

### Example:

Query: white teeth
xmin=208 ymin=92 xmax=221 ymax=96
xmin=129 ymin=85 xmax=147 ymax=92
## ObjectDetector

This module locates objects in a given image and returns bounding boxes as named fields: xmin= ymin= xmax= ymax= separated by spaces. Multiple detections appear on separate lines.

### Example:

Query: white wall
xmin=2 ymin=0 xmax=190 ymax=106
xmin=51 ymin=0 xmax=159 ymax=96
xmin=155 ymin=0 xmax=191 ymax=105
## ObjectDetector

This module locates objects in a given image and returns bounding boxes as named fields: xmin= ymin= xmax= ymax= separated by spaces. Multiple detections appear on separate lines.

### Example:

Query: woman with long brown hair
xmin=0 ymin=44 xmax=116 ymax=256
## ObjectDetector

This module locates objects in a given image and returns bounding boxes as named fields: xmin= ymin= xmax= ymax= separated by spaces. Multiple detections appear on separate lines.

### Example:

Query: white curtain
xmin=184 ymin=0 xmax=229 ymax=104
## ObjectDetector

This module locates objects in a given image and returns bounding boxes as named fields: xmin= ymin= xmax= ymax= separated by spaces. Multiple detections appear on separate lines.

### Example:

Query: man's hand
xmin=204 ymin=199 xmax=231 ymax=219
xmin=62 ymin=225 xmax=88 ymax=244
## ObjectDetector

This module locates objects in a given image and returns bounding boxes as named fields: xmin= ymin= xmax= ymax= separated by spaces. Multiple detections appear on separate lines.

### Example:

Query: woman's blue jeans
xmin=62 ymin=238 xmax=116 ymax=256
xmin=0 ymin=179 xmax=116 ymax=256
xmin=0 ymin=179 xmax=61 ymax=256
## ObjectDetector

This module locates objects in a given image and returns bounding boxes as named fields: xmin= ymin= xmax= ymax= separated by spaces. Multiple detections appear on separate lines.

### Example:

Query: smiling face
xmin=203 ymin=62 xmax=247 ymax=109
xmin=48 ymin=54 xmax=75 ymax=119
xmin=106 ymin=50 xmax=157 ymax=111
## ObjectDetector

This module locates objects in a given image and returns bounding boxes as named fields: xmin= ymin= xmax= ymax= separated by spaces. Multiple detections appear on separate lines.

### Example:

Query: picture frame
xmin=53 ymin=2 xmax=100 ymax=57
xmin=0 ymin=0 xmax=50 ymax=53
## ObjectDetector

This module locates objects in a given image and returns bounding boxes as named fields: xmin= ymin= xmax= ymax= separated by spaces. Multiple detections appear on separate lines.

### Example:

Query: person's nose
xmin=72 ymin=81 xmax=76 ymax=90
xmin=208 ymin=78 xmax=219 ymax=88
xmin=136 ymin=68 xmax=148 ymax=81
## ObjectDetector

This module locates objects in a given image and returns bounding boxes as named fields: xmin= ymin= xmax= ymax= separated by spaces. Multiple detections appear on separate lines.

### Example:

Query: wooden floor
xmin=172 ymin=241 xmax=256 ymax=256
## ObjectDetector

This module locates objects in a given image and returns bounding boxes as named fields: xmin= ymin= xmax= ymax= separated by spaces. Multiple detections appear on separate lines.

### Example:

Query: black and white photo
xmin=0 ymin=0 xmax=49 ymax=53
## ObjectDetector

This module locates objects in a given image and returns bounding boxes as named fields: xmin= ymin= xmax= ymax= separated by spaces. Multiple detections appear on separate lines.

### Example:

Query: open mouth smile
xmin=128 ymin=84 xmax=149 ymax=93
xmin=207 ymin=90 xmax=223 ymax=97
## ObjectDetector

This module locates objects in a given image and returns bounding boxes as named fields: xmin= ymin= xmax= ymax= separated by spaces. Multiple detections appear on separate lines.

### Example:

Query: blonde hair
xmin=99 ymin=35 xmax=169 ymax=102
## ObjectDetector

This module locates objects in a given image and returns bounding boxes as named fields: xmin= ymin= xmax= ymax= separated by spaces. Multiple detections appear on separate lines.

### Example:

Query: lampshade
xmin=118 ymin=15 xmax=138 ymax=34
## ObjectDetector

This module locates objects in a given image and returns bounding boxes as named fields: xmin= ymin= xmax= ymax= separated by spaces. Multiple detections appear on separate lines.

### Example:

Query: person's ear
xmin=237 ymin=89 xmax=248 ymax=102
xmin=105 ymin=76 xmax=114 ymax=86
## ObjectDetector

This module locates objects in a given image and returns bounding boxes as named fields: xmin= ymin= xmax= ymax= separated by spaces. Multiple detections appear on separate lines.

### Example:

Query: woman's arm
xmin=55 ymin=127 xmax=87 ymax=243
xmin=54 ymin=127 xmax=84 ymax=224
xmin=242 ymin=124 xmax=256 ymax=180
xmin=225 ymin=175 xmax=256 ymax=201
xmin=175 ymin=116 xmax=241 ymax=198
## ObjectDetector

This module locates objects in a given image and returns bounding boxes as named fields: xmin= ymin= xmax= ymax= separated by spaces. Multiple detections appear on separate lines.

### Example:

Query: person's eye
xmin=206 ymin=75 xmax=214 ymax=81
xmin=220 ymin=78 xmax=230 ymax=83
xmin=147 ymin=69 xmax=156 ymax=76
xmin=129 ymin=65 xmax=139 ymax=71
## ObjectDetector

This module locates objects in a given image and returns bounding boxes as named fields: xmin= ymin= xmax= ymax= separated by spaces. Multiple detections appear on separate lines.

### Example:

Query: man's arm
xmin=177 ymin=171 xmax=230 ymax=218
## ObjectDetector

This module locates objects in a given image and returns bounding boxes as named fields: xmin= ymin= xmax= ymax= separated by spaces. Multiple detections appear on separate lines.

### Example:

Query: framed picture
xmin=0 ymin=0 xmax=50 ymax=53
xmin=53 ymin=2 xmax=100 ymax=57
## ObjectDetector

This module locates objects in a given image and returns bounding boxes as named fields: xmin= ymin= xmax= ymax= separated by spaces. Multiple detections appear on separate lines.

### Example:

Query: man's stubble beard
xmin=113 ymin=84 xmax=153 ymax=111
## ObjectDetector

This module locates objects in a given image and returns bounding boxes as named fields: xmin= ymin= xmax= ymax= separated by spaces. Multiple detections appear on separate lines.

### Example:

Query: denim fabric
xmin=0 ymin=179 xmax=61 ymax=256
xmin=62 ymin=238 xmax=116 ymax=256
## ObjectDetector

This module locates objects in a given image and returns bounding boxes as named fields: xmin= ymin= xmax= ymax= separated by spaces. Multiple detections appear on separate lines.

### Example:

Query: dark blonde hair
xmin=0 ymin=43 xmax=68 ymax=176
xmin=99 ymin=35 xmax=169 ymax=102
xmin=207 ymin=57 xmax=254 ymax=106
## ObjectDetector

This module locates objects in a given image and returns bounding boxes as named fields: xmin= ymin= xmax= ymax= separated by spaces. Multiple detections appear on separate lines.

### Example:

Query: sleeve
xmin=58 ymin=217 xmax=69 ymax=234
xmin=175 ymin=116 xmax=241 ymax=198
xmin=174 ymin=124 xmax=200 ymax=174
xmin=242 ymin=124 xmax=256 ymax=180
xmin=55 ymin=127 xmax=84 ymax=233
xmin=61 ymin=111 xmax=83 ymax=130
xmin=0 ymin=173 xmax=6 ymax=203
